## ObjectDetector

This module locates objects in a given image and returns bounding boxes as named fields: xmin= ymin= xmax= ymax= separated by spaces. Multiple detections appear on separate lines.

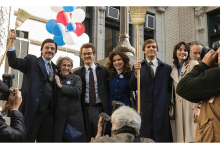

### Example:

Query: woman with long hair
xmin=170 ymin=41 xmax=200 ymax=142
xmin=106 ymin=50 xmax=132 ymax=113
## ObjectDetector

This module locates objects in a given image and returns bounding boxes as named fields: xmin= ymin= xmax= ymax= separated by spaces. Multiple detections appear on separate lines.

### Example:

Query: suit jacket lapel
xmin=95 ymin=63 xmax=101 ymax=84
xmin=80 ymin=66 xmax=86 ymax=87
xmin=37 ymin=56 xmax=47 ymax=80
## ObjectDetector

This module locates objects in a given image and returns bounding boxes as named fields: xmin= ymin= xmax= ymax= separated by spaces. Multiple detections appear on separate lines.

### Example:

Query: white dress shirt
xmin=146 ymin=58 xmax=158 ymax=75
xmin=84 ymin=63 xmax=101 ymax=103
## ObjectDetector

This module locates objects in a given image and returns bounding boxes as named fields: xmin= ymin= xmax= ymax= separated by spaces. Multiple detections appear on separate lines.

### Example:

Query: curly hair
xmin=173 ymin=41 xmax=191 ymax=69
xmin=106 ymin=51 xmax=131 ymax=81
xmin=56 ymin=56 xmax=73 ymax=71
xmin=80 ymin=43 xmax=96 ymax=54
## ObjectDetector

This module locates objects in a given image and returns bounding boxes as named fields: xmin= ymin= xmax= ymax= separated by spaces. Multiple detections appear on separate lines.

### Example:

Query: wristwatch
xmin=195 ymin=105 xmax=201 ymax=109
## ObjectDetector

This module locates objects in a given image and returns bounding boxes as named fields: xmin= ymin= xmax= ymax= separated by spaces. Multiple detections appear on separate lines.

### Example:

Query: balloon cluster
xmin=46 ymin=6 xmax=90 ymax=46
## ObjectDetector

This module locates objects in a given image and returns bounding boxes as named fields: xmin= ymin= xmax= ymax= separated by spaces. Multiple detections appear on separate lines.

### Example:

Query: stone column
xmin=0 ymin=6 xmax=10 ymax=124
xmin=113 ymin=6 xmax=135 ymax=56
xmin=92 ymin=6 xmax=106 ymax=61
xmin=194 ymin=6 xmax=209 ymax=46
xmin=0 ymin=7 xmax=10 ymax=75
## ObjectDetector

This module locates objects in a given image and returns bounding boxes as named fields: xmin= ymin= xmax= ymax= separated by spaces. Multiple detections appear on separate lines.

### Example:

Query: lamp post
xmin=113 ymin=6 xmax=135 ymax=56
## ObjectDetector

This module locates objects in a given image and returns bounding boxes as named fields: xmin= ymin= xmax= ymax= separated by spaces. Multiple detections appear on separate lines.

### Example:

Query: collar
xmin=112 ymin=126 xmax=136 ymax=136
xmin=145 ymin=57 xmax=158 ymax=66
xmin=178 ymin=61 xmax=184 ymax=68
xmin=42 ymin=56 xmax=51 ymax=65
xmin=116 ymin=68 xmax=123 ymax=75
xmin=84 ymin=63 xmax=96 ymax=71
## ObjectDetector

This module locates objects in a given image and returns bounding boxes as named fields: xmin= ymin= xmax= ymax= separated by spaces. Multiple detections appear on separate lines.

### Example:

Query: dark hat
xmin=0 ymin=80 xmax=9 ymax=92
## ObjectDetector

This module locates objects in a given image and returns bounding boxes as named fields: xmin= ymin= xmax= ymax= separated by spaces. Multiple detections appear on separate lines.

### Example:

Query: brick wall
xmin=164 ymin=7 xmax=196 ymax=66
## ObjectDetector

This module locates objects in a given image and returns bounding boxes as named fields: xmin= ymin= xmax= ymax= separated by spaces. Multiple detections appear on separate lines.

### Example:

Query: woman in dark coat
xmin=53 ymin=56 xmax=84 ymax=142
xmin=106 ymin=51 xmax=132 ymax=114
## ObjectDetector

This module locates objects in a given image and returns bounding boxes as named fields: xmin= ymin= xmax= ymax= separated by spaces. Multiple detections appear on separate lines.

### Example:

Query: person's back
xmin=90 ymin=106 xmax=155 ymax=143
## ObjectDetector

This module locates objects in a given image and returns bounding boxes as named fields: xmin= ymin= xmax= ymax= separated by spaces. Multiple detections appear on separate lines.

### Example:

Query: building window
xmin=207 ymin=8 xmax=220 ymax=47
xmin=8 ymin=30 xmax=29 ymax=89
xmin=105 ymin=6 xmax=133 ymax=58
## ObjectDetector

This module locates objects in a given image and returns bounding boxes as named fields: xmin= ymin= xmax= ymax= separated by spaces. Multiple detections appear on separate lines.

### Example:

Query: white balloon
xmin=63 ymin=32 xmax=78 ymax=45
xmin=71 ymin=8 xmax=86 ymax=23
xmin=79 ymin=33 xmax=90 ymax=44
xmin=50 ymin=6 xmax=63 ymax=13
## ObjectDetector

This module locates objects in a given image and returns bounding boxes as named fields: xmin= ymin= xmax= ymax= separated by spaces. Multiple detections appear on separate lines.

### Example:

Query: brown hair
xmin=56 ymin=56 xmax=73 ymax=70
xmin=80 ymin=43 xmax=96 ymax=54
xmin=173 ymin=41 xmax=191 ymax=69
xmin=106 ymin=51 xmax=131 ymax=81
xmin=40 ymin=38 xmax=57 ymax=53
xmin=142 ymin=39 xmax=159 ymax=52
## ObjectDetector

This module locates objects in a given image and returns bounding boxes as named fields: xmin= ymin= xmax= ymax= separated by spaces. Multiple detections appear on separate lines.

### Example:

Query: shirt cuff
xmin=8 ymin=47 xmax=15 ymax=51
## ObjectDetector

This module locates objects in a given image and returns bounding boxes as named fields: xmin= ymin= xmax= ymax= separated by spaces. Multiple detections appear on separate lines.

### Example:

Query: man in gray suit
xmin=74 ymin=43 xmax=109 ymax=142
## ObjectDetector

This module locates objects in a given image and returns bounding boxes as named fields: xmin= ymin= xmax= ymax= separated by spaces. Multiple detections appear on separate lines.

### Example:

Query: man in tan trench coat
xmin=90 ymin=106 xmax=154 ymax=143
xmin=176 ymin=48 xmax=220 ymax=142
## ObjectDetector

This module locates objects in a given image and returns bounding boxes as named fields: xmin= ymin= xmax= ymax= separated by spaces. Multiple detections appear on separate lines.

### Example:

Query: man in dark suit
xmin=74 ymin=43 xmax=109 ymax=142
xmin=129 ymin=39 xmax=173 ymax=142
xmin=7 ymin=31 xmax=58 ymax=142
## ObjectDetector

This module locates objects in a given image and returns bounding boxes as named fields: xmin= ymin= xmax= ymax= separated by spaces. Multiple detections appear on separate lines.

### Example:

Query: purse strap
xmin=66 ymin=88 xmax=85 ymax=133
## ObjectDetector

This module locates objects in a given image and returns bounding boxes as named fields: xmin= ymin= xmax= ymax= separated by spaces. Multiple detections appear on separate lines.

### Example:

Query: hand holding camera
xmin=8 ymin=88 xmax=22 ymax=111
xmin=202 ymin=50 xmax=218 ymax=67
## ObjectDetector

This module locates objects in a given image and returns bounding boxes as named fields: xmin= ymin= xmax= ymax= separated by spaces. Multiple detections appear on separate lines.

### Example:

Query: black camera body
xmin=200 ymin=41 xmax=220 ymax=65
xmin=99 ymin=101 xmax=125 ymax=136
xmin=0 ymin=74 xmax=14 ymax=101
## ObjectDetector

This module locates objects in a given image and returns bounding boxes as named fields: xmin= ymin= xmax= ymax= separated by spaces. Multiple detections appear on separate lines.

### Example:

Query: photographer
xmin=90 ymin=106 xmax=154 ymax=143
xmin=176 ymin=48 xmax=220 ymax=142
xmin=0 ymin=80 xmax=25 ymax=142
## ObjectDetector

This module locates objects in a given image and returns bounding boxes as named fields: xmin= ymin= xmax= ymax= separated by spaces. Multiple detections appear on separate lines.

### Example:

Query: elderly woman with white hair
xmin=53 ymin=56 xmax=85 ymax=142
xmin=90 ymin=106 xmax=154 ymax=143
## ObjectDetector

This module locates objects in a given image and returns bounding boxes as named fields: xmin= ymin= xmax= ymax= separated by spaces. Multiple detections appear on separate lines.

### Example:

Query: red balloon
xmin=56 ymin=11 xmax=71 ymax=26
xmin=73 ymin=23 xmax=85 ymax=37
xmin=70 ymin=13 xmax=72 ymax=19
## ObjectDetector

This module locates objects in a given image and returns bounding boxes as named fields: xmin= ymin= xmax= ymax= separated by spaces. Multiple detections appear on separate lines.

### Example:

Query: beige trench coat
xmin=170 ymin=60 xmax=198 ymax=142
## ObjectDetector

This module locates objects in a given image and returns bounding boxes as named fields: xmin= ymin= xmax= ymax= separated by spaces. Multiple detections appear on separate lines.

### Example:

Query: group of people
xmin=3 ymin=30 xmax=217 ymax=143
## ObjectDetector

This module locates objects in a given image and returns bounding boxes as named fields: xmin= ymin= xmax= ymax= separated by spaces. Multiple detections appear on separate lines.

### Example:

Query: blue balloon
xmin=66 ymin=22 xmax=76 ymax=31
xmin=46 ymin=19 xmax=57 ymax=34
xmin=63 ymin=6 xmax=76 ymax=12
xmin=53 ymin=36 xmax=65 ymax=46
xmin=52 ymin=23 xmax=65 ymax=37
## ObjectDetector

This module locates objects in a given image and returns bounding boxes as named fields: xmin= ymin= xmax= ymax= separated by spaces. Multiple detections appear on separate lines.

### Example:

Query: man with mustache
xmin=7 ymin=31 xmax=58 ymax=142
xmin=74 ymin=43 xmax=110 ymax=142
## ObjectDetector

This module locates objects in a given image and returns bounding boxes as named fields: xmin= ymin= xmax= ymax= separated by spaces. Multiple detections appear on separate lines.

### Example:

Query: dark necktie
xmin=89 ymin=67 xmax=96 ymax=105
xmin=48 ymin=62 xmax=53 ymax=81
xmin=149 ymin=61 xmax=154 ymax=78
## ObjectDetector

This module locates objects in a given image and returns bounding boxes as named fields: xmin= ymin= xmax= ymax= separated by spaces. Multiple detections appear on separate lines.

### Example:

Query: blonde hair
xmin=56 ymin=56 xmax=73 ymax=70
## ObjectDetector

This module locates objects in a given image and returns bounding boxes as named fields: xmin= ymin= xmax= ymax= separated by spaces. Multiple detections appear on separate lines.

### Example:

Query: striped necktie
xmin=48 ymin=62 xmax=53 ymax=81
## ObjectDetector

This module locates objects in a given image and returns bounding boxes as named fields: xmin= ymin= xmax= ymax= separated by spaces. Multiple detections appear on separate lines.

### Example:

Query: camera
xmin=200 ymin=41 xmax=220 ymax=65
xmin=99 ymin=101 xmax=125 ymax=136
xmin=0 ymin=74 xmax=14 ymax=101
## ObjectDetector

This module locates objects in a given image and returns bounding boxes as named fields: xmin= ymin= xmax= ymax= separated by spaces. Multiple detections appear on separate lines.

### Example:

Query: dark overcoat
xmin=53 ymin=73 xmax=85 ymax=142
xmin=109 ymin=72 xmax=132 ymax=113
xmin=129 ymin=58 xmax=173 ymax=142
xmin=73 ymin=63 xmax=110 ymax=115
xmin=7 ymin=50 xmax=57 ymax=134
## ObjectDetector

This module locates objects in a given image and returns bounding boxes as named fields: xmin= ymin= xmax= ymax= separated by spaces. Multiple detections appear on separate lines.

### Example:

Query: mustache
xmin=45 ymin=52 xmax=53 ymax=54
